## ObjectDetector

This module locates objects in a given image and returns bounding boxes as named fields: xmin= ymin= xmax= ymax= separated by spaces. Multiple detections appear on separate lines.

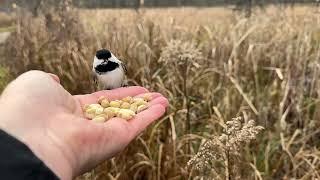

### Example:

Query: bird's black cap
xmin=96 ymin=49 xmax=112 ymax=60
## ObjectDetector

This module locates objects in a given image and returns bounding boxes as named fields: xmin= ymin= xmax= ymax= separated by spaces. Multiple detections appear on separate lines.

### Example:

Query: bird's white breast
xmin=96 ymin=68 xmax=124 ymax=89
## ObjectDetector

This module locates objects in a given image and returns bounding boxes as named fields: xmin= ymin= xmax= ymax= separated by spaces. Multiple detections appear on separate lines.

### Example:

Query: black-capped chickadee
xmin=92 ymin=49 xmax=127 ymax=90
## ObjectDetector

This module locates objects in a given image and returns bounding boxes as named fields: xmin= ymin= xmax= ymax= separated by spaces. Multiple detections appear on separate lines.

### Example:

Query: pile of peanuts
xmin=83 ymin=94 xmax=152 ymax=123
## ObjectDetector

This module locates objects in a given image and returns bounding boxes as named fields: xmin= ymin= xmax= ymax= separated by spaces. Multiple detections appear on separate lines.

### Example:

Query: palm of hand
xmin=0 ymin=71 xmax=168 ymax=179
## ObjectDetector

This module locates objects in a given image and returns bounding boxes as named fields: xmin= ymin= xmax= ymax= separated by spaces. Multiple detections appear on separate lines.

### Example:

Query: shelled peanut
xmin=83 ymin=94 xmax=152 ymax=123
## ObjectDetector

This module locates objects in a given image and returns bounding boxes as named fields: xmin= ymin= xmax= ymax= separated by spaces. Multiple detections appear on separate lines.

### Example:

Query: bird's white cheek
xmin=93 ymin=57 xmax=101 ymax=68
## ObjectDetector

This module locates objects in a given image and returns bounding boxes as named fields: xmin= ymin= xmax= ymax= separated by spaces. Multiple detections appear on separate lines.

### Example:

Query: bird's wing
xmin=120 ymin=61 xmax=127 ymax=74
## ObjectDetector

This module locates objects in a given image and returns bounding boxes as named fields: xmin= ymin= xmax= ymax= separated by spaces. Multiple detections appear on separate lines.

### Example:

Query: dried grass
xmin=0 ymin=12 xmax=15 ymax=28
xmin=188 ymin=117 xmax=264 ymax=179
xmin=1 ymin=4 xmax=320 ymax=180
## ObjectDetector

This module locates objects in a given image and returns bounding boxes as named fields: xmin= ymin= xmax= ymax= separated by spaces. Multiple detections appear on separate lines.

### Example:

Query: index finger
xmin=101 ymin=103 xmax=167 ymax=143
xmin=127 ymin=104 xmax=167 ymax=137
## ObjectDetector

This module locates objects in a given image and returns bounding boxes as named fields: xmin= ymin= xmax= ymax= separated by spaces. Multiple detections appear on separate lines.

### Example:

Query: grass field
xmin=1 ymin=4 xmax=320 ymax=179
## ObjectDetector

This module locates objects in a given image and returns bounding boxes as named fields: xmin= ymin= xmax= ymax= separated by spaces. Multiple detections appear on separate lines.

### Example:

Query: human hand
xmin=0 ymin=70 xmax=168 ymax=179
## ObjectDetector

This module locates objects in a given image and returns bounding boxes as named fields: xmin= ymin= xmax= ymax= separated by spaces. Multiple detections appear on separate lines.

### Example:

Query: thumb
xmin=47 ymin=73 xmax=60 ymax=84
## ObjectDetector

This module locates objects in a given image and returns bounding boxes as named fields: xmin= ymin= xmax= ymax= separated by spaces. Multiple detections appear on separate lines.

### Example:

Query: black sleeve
xmin=0 ymin=129 xmax=59 ymax=180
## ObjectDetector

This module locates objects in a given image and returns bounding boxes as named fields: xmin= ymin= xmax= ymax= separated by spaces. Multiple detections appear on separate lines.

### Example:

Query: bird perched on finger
xmin=92 ymin=49 xmax=127 ymax=90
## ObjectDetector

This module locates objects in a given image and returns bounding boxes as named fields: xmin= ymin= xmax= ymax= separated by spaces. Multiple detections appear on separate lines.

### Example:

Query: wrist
xmin=24 ymin=132 xmax=74 ymax=180
xmin=0 ymin=100 xmax=75 ymax=179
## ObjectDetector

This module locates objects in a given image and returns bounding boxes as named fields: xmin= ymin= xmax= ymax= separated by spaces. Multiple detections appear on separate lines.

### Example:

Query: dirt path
xmin=0 ymin=32 xmax=10 ymax=44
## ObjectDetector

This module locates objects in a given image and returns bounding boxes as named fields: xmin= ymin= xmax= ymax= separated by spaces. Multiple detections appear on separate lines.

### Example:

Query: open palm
xmin=0 ymin=71 xmax=168 ymax=179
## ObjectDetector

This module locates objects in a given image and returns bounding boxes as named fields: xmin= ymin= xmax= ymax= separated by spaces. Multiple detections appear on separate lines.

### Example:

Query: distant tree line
xmin=1 ymin=0 xmax=319 ymax=14
xmin=71 ymin=0 xmax=318 ymax=8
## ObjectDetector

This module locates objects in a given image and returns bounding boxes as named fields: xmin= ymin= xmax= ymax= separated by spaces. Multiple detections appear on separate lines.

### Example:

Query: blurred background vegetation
xmin=0 ymin=0 xmax=320 ymax=179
